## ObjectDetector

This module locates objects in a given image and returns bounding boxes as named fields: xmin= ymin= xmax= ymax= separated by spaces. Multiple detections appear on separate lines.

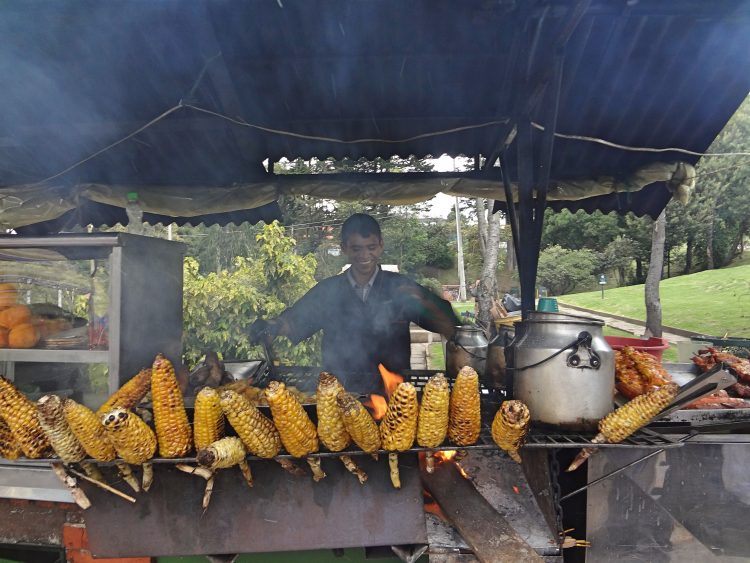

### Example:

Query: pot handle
xmin=509 ymin=331 xmax=596 ymax=372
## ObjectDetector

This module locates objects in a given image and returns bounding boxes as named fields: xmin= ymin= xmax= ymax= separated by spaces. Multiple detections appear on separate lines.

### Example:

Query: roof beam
xmin=483 ymin=0 xmax=590 ymax=172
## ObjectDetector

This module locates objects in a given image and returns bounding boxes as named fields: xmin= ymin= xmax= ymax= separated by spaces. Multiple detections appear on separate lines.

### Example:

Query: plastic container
xmin=537 ymin=297 xmax=559 ymax=312
xmin=604 ymin=335 xmax=669 ymax=362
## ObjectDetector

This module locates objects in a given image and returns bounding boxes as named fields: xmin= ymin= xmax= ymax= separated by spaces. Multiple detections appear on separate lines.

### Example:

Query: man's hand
xmin=248 ymin=318 xmax=279 ymax=342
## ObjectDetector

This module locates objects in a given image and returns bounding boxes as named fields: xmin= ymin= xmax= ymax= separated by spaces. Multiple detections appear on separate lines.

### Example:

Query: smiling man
xmin=249 ymin=213 xmax=460 ymax=393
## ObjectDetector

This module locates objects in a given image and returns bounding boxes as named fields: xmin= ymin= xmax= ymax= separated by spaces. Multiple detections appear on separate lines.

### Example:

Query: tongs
xmin=657 ymin=362 xmax=737 ymax=419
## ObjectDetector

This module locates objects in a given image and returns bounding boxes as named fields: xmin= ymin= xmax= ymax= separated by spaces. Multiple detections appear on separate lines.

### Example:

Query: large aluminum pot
xmin=511 ymin=312 xmax=614 ymax=430
xmin=446 ymin=325 xmax=487 ymax=380
xmin=485 ymin=325 xmax=515 ymax=390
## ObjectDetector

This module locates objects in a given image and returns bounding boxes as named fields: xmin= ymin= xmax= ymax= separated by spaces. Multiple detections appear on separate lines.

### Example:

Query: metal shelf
xmin=0 ymin=348 xmax=109 ymax=364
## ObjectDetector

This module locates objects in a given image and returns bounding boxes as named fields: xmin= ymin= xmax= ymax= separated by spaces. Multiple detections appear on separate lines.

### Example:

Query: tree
xmin=536 ymin=245 xmax=599 ymax=296
xmin=542 ymin=209 xmax=622 ymax=251
xmin=644 ymin=211 xmax=666 ymax=337
xmin=474 ymin=198 xmax=505 ymax=329
xmin=182 ymin=222 xmax=321 ymax=367
xmin=601 ymin=236 xmax=636 ymax=284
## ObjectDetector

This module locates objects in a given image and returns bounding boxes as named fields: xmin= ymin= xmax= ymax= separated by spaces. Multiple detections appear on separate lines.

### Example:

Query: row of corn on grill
xmin=0 ymin=354 xmax=678 ymax=505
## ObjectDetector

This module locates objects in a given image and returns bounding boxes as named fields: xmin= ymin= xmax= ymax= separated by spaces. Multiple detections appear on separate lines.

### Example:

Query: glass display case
xmin=0 ymin=233 xmax=184 ymax=410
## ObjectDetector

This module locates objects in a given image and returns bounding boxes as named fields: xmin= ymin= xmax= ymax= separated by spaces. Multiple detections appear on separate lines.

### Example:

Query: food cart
xmin=1 ymin=1 xmax=749 ymax=562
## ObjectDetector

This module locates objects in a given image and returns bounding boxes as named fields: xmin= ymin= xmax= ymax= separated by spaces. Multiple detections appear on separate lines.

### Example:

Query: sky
xmin=420 ymin=154 xmax=468 ymax=218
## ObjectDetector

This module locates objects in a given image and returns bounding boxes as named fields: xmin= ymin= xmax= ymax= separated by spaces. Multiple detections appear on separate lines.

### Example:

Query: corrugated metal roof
xmin=0 ymin=0 xmax=748 ymax=228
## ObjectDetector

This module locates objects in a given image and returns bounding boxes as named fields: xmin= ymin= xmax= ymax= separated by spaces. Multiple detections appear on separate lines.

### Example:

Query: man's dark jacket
xmin=279 ymin=269 xmax=459 ymax=394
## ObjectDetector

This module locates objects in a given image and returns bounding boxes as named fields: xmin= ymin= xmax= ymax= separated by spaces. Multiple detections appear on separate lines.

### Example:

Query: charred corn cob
xmin=0 ymin=414 xmax=21 ymax=460
xmin=102 ymin=407 xmax=157 ymax=491
xmin=491 ymin=400 xmax=530 ymax=463
xmin=39 ymin=397 xmax=103 ymax=483
xmin=380 ymin=382 xmax=419 ymax=489
xmin=96 ymin=368 xmax=151 ymax=417
xmin=197 ymin=436 xmax=247 ymax=470
xmin=195 ymin=436 xmax=253 ymax=510
xmin=219 ymin=389 xmax=281 ymax=458
xmin=417 ymin=373 xmax=450 ymax=473
xmin=265 ymin=381 xmax=325 ymax=481
xmin=316 ymin=373 xmax=366 ymax=483
xmin=37 ymin=395 xmax=86 ymax=464
xmin=151 ymin=354 xmax=192 ymax=458
xmin=337 ymin=392 xmax=381 ymax=455
xmin=567 ymin=382 xmax=679 ymax=472
xmin=447 ymin=366 xmax=481 ymax=446
xmin=193 ymin=387 xmax=225 ymax=451
xmin=64 ymin=399 xmax=139 ymax=492
xmin=0 ymin=376 xmax=51 ymax=458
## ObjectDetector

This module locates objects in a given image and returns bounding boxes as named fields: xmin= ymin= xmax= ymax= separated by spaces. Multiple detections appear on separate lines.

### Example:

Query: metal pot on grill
xmin=445 ymin=325 xmax=488 ymax=380
xmin=510 ymin=312 xmax=614 ymax=431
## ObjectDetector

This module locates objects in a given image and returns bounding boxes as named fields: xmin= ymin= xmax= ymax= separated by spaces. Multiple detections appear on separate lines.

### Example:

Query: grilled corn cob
xmin=567 ymin=382 xmax=679 ymax=472
xmin=64 ymin=399 xmax=139 ymax=492
xmin=491 ymin=400 xmax=530 ymax=463
xmin=316 ymin=373 xmax=367 ymax=483
xmin=219 ymin=389 xmax=281 ymax=457
xmin=193 ymin=436 xmax=252 ymax=510
xmin=151 ymin=354 xmax=192 ymax=458
xmin=0 ymin=415 xmax=21 ymax=460
xmin=102 ymin=407 xmax=157 ymax=491
xmin=193 ymin=387 xmax=225 ymax=451
xmin=37 ymin=395 xmax=86 ymax=463
xmin=37 ymin=395 xmax=106 ymax=483
xmin=380 ymin=382 xmax=418 ymax=489
xmin=417 ymin=373 xmax=450 ymax=473
xmin=198 ymin=436 xmax=252 ymax=486
xmin=0 ymin=375 xmax=51 ymax=458
xmin=96 ymin=368 xmax=151 ymax=417
xmin=337 ymin=392 xmax=381 ymax=455
xmin=448 ymin=366 xmax=481 ymax=446
xmin=266 ymin=381 xmax=325 ymax=481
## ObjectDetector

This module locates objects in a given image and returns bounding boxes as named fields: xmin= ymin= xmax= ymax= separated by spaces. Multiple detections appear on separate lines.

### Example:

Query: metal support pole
xmin=516 ymin=119 xmax=536 ymax=318
xmin=454 ymin=197 xmax=467 ymax=302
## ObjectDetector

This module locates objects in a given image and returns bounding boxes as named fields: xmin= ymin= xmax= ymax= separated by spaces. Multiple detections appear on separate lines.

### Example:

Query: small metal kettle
xmin=445 ymin=325 xmax=488 ymax=380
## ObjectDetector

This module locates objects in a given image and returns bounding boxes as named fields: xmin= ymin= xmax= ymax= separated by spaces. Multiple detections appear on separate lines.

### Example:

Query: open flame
xmin=377 ymin=363 xmax=404 ymax=397
xmin=432 ymin=450 xmax=470 ymax=479
xmin=363 ymin=394 xmax=388 ymax=421
xmin=434 ymin=450 xmax=458 ymax=462
xmin=363 ymin=363 xmax=406 ymax=421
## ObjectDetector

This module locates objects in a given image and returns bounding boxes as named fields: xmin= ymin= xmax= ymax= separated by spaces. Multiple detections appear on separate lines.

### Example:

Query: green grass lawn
xmin=560 ymin=264 xmax=750 ymax=337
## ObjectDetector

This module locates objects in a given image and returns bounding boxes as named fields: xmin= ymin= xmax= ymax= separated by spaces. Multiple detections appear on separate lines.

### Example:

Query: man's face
xmin=342 ymin=233 xmax=384 ymax=279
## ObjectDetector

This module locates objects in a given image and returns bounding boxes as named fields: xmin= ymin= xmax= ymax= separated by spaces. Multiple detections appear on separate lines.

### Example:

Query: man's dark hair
xmin=341 ymin=213 xmax=382 ymax=243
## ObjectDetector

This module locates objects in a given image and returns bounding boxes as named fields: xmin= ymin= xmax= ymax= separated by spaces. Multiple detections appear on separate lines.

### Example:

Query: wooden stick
xmin=115 ymin=461 xmax=140 ymax=493
xmin=79 ymin=461 xmax=105 ymax=483
xmin=276 ymin=458 xmax=306 ymax=477
xmin=176 ymin=464 xmax=214 ymax=480
xmin=306 ymin=456 xmax=326 ymax=482
xmin=424 ymin=452 xmax=436 ymax=474
xmin=340 ymin=455 xmax=367 ymax=484
xmin=238 ymin=460 xmax=253 ymax=488
xmin=142 ymin=462 xmax=154 ymax=492
xmin=202 ymin=475 xmax=216 ymax=512
xmin=68 ymin=467 xmax=136 ymax=504
xmin=388 ymin=452 xmax=401 ymax=489
xmin=50 ymin=463 xmax=91 ymax=510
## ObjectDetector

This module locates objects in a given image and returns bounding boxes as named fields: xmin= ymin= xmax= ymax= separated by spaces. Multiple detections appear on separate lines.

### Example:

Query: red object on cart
xmin=604 ymin=335 xmax=670 ymax=362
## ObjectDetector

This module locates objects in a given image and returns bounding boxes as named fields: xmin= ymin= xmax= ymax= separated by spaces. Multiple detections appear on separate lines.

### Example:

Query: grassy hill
xmin=559 ymin=264 xmax=750 ymax=336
